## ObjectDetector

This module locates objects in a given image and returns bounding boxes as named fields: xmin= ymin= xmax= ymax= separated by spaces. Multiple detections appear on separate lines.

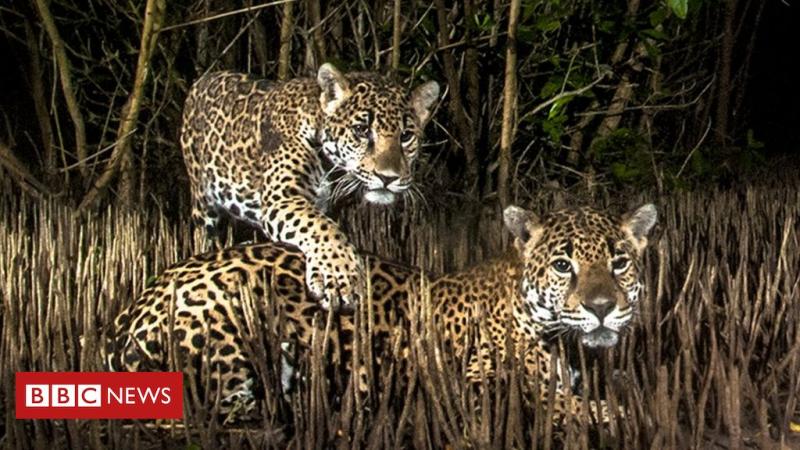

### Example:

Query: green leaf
xmin=521 ymin=2 xmax=537 ymax=21
xmin=539 ymin=79 xmax=561 ymax=98
xmin=517 ymin=25 xmax=536 ymax=44
xmin=542 ymin=113 xmax=567 ymax=142
xmin=597 ymin=20 xmax=616 ymax=34
xmin=643 ymin=40 xmax=662 ymax=59
xmin=535 ymin=18 xmax=561 ymax=32
xmin=649 ymin=7 xmax=668 ymax=27
xmin=641 ymin=28 xmax=668 ymax=41
xmin=474 ymin=13 xmax=494 ymax=32
xmin=547 ymin=96 xmax=574 ymax=119
xmin=611 ymin=162 xmax=640 ymax=182
xmin=668 ymin=0 xmax=688 ymax=19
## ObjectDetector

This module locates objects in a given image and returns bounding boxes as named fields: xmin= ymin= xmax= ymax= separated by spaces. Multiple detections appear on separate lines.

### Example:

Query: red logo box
xmin=16 ymin=372 xmax=183 ymax=419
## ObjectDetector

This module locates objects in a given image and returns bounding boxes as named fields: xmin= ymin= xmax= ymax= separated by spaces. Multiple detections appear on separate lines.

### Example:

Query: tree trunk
xmin=308 ymin=0 xmax=326 ymax=65
xmin=463 ymin=0 xmax=481 ymax=167
xmin=0 ymin=141 xmax=50 ymax=197
xmin=33 ymin=0 xmax=88 ymax=178
xmin=567 ymin=100 xmax=598 ymax=165
xmin=391 ymin=0 xmax=402 ymax=71
xmin=498 ymin=0 xmax=521 ymax=208
xmin=716 ymin=0 xmax=736 ymax=148
xmin=732 ymin=0 xmax=765 ymax=130
xmin=196 ymin=0 xmax=210 ymax=68
xmin=589 ymin=0 xmax=642 ymax=147
xmin=78 ymin=0 xmax=166 ymax=211
xmin=248 ymin=0 xmax=269 ymax=74
xmin=596 ymin=72 xmax=633 ymax=139
xmin=24 ymin=20 xmax=55 ymax=183
xmin=433 ymin=0 xmax=478 ymax=194
xmin=278 ymin=0 xmax=294 ymax=80
xmin=329 ymin=1 xmax=343 ymax=60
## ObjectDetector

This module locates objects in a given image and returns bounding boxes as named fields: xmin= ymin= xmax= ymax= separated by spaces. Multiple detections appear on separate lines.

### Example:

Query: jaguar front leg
xmin=263 ymin=196 xmax=366 ymax=310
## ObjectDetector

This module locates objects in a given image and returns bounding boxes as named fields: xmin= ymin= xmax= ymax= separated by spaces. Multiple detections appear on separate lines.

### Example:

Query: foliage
xmin=0 ymin=0 xmax=768 ymax=204
xmin=668 ymin=0 xmax=689 ymax=19
xmin=589 ymin=128 xmax=652 ymax=186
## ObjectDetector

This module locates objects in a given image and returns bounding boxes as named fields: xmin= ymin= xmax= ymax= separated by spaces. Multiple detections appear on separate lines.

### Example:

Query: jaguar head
xmin=504 ymin=204 xmax=657 ymax=348
xmin=316 ymin=63 xmax=439 ymax=205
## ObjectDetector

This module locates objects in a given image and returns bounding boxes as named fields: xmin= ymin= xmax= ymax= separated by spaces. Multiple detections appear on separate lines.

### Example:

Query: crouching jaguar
xmin=106 ymin=203 xmax=656 ymax=423
xmin=181 ymin=64 xmax=439 ymax=309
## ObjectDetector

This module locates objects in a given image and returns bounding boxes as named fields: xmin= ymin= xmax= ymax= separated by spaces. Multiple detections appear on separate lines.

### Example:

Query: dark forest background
xmin=1 ymin=0 xmax=797 ymax=216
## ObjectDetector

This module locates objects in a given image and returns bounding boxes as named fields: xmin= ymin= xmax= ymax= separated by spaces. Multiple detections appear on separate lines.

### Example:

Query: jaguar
xmin=107 ymin=203 xmax=657 ymax=422
xmin=180 ymin=64 xmax=439 ymax=309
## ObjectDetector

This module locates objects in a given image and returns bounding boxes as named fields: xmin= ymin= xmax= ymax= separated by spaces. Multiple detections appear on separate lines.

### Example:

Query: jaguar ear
xmin=622 ymin=203 xmax=657 ymax=251
xmin=410 ymin=80 xmax=440 ymax=126
xmin=317 ymin=63 xmax=350 ymax=115
xmin=504 ymin=205 xmax=541 ymax=252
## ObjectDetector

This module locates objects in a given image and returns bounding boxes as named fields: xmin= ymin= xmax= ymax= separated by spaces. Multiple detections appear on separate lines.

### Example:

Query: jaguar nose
xmin=585 ymin=297 xmax=615 ymax=320
xmin=376 ymin=173 xmax=399 ymax=186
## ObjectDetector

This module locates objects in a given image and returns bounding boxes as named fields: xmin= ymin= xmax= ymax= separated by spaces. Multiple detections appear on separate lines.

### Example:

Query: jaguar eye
xmin=612 ymin=258 xmax=630 ymax=272
xmin=352 ymin=124 xmax=369 ymax=138
xmin=400 ymin=129 xmax=415 ymax=144
xmin=551 ymin=259 xmax=572 ymax=274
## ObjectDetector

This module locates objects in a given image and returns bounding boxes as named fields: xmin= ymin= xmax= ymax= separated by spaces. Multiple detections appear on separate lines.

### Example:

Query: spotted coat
xmin=180 ymin=64 xmax=439 ymax=309
xmin=107 ymin=204 xmax=657 ymax=422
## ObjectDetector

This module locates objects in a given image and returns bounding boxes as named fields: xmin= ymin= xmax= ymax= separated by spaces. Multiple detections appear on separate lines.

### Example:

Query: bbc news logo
xmin=16 ymin=372 xmax=183 ymax=419
xmin=26 ymin=384 xmax=103 ymax=407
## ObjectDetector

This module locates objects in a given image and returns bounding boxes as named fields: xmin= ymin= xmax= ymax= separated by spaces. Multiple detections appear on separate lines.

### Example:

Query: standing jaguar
xmin=107 ymin=203 xmax=657 ymax=422
xmin=180 ymin=64 xmax=439 ymax=309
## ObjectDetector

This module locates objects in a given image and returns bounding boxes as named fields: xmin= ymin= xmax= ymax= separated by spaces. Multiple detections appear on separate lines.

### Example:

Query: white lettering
xmin=107 ymin=387 xmax=123 ymax=404
xmin=125 ymin=387 xmax=136 ymax=403
xmin=160 ymin=387 xmax=171 ymax=405
xmin=138 ymin=387 xmax=158 ymax=403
